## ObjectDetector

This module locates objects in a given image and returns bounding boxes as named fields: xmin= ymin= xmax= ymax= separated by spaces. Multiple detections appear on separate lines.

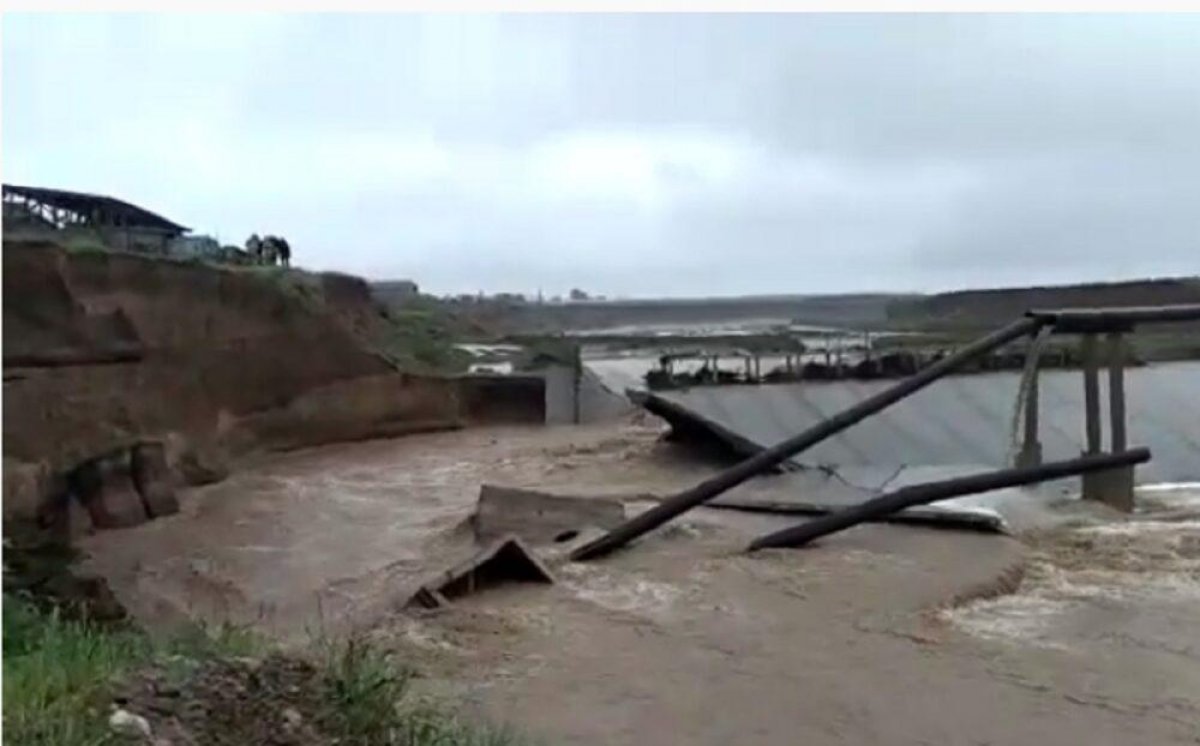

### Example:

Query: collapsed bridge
xmin=571 ymin=305 xmax=1200 ymax=560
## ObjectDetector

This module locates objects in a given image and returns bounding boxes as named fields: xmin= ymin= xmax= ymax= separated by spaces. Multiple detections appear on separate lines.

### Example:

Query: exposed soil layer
xmin=2 ymin=520 xmax=127 ymax=624
xmin=119 ymin=655 xmax=332 ymax=746
xmin=2 ymin=241 xmax=462 ymax=524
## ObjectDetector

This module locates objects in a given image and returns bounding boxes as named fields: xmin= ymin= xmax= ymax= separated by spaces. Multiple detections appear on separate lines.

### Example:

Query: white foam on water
xmin=400 ymin=618 xmax=463 ymax=653
xmin=1038 ymin=564 xmax=1200 ymax=604
xmin=1081 ymin=520 xmax=1200 ymax=536
xmin=1137 ymin=482 xmax=1200 ymax=494
xmin=557 ymin=563 xmax=683 ymax=619
xmin=949 ymin=594 xmax=1077 ymax=650
xmin=946 ymin=501 xmax=1200 ymax=651
xmin=1137 ymin=483 xmax=1200 ymax=512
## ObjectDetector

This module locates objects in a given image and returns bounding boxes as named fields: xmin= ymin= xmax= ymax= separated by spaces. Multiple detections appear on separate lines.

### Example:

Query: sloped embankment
xmin=2 ymin=240 xmax=462 ymax=527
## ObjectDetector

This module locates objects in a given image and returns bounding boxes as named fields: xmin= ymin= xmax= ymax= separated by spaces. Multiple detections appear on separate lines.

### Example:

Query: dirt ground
xmin=80 ymin=421 xmax=1200 ymax=745
xmin=119 ymin=654 xmax=331 ymax=746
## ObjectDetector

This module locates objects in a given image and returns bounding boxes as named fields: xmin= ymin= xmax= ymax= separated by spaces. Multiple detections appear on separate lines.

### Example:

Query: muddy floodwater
xmin=81 ymin=422 xmax=1200 ymax=745
xmin=81 ymin=423 xmax=704 ymax=638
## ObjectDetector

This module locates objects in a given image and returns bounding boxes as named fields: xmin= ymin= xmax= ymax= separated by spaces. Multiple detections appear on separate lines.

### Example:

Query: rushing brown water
xmin=79 ymin=423 xmax=1200 ymax=744
xmin=79 ymin=422 xmax=705 ymax=638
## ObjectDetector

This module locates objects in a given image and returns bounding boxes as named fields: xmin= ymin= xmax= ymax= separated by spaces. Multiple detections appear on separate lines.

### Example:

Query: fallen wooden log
xmin=745 ymin=448 xmax=1151 ymax=552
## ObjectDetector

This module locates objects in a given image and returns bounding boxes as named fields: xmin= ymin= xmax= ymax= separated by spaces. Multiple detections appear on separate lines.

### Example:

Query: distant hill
xmin=370 ymin=288 xmax=915 ymax=335
xmin=374 ymin=276 xmax=1200 ymax=338
xmin=887 ymin=277 xmax=1200 ymax=328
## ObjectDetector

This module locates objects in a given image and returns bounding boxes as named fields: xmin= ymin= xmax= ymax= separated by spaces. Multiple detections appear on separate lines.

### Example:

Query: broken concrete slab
xmin=71 ymin=450 xmax=149 ymax=530
xmin=405 ymin=535 xmax=554 ymax=610
xmin=706 ymin=467 xmax=1012 ymax=531
xmin=38 ymin=472 xmax=96 ymax=541
xmin=1082 ymin=464 xmax=1136 ymax=512
xmin=474 ymin=485 xmax=626 ymax=545
xmin=131 ymin=442 xmax=180 ymax=518
xmin=164 ymin=433 xmax=230 ymax=487
xmin=3 ymin=457 xmax=51 ymax=521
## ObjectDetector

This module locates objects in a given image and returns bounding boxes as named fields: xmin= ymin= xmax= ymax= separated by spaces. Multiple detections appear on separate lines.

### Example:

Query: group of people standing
xmin=245 ymin=234 xmax=291 ymax=267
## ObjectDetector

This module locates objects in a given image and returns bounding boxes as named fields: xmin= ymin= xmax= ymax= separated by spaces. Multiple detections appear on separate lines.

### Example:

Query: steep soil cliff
xmin=3 ymin=241 xmax=462 ymax=522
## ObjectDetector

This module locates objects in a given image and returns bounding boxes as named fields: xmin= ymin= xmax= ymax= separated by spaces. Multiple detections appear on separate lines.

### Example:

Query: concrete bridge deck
xmin=636 ymin=361 xmax=1200 ymax=486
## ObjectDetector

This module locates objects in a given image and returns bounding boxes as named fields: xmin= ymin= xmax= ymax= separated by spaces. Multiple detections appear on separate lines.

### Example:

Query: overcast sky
xmin=4 ymin=14 xmax=1199 ymax=297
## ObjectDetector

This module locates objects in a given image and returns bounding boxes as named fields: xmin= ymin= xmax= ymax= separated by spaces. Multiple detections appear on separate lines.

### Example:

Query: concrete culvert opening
xmin=438 ymin=539 xmax=553 ymax=600
xmin=406 ymin=535 xmax=555 ymax=610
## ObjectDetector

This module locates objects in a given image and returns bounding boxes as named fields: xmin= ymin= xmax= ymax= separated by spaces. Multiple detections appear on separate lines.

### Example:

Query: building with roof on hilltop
xmin=2 ymin=183 xmax=189 ymax=255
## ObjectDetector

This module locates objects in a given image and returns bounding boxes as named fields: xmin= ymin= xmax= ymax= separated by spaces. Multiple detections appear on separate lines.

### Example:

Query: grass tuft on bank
xmin=3 ymin=595 xmax=148 ymax=745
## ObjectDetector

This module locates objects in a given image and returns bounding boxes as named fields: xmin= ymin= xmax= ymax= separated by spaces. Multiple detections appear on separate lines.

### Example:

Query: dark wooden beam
xmin=746 ymin=448 xmax=1152 ymax=552
xmin=1028 ymin=304 xmax=1200 ymax=333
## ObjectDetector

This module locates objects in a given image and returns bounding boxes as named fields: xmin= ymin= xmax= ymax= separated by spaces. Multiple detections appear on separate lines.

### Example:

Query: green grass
xmin=371 ymin=305 xmax=473 ymax=374
xmin=316 ymin=635 xmax=524 ymax=746
xmin=4 ymin=596 xmax=528 ymax=746
xmin=241 ymin=270 xmax=472 ymax=374
xmin=2 ymin=593 xmax=262 ymax=745
xmin=3 ymin=595 xmax=147 ymax=745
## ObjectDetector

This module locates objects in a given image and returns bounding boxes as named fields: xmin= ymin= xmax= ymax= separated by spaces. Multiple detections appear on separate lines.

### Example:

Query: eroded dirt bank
xmin=3 ymin=241 xmax=463 ymax=525
xmin=76 ymin=420 xmax=1200 ymax=745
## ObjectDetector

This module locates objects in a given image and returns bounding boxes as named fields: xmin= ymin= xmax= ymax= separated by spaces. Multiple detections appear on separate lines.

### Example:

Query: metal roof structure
xmin=2 ymin=183 xmax=189 ymax=234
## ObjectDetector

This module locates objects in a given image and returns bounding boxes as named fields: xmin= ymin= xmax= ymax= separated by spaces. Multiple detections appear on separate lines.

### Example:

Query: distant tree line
xmin=439 ymin=288 xmax=607 ymax=305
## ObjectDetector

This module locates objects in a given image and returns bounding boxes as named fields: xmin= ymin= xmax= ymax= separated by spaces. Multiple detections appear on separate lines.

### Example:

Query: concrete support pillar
xmin=1082 ymin=464 xmax=1135 ymax=512
xmin=1107 ymin=332 xmax=1127 ymax=453
xmin=1080 ymin=332 xmax=1135 ymax=512
xmin=1016 ymin=366 xmax=1042 ymax=469
xmin=1081 ymin=333 xmax=1103 ymax=455
xmin=572 ymin=362 xmax=581 ymax=426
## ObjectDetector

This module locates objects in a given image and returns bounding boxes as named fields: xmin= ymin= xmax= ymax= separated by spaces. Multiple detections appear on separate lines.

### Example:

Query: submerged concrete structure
xmin=575 ymin=305 xmax=1200 ymax=561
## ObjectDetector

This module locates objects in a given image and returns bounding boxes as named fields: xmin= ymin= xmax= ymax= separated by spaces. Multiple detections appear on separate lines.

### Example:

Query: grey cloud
xmin=4 ymin=13 xmax=1199 ymax=297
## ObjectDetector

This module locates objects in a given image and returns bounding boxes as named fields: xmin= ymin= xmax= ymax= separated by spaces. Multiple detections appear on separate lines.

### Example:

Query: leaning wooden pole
xmin=570 ymin=316 xmax=1045 ymax=561
xmin=746 ymin=448 xmax=1151 ymax=552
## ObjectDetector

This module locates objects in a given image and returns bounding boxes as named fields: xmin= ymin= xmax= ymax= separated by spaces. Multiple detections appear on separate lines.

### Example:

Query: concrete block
xmin=3 ymin=457 xmax=50 ymax=520
xmin=131 ymin=442 xmax=179 ymax=518
xmin=474 ymin=485 xmax=626 ymax=545
xmin=73 ymin=450 xmax=148 ymax=529
xmin=165 ymin=432 xmax=230 ymax=487
xmin=41 ymin=490 xmax=96 ymax=541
